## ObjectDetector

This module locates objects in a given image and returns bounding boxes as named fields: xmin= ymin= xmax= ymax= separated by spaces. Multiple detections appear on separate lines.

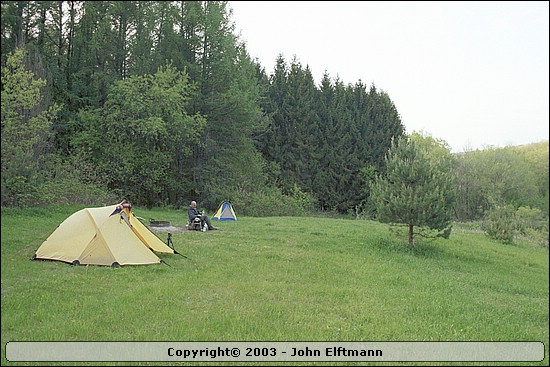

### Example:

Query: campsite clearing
xmin=1 ymin=205 xmax=548 ymax=366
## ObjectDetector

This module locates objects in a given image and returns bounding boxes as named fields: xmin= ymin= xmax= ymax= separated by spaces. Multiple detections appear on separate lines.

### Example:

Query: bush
xmin=35 ymin=154 xmax=118 ymax=207
xmin=515 ymin=206 xmax=549 ymax=248
xmin=515 ymin=206 xmax=546 ymax=233
xmin=232 ymin=185 xmax=317 ymax=217
xmin=482 ymin=205 xmax=518 ymax=244
xmin=1 ymin=149 xmax=120 ymax=208
xmin=481 ymin=205 xmax=549 ymax=246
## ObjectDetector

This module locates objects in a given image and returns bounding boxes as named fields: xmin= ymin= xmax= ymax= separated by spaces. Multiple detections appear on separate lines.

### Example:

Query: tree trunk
xmin=408 ymin=224 xmax=414 ymax=246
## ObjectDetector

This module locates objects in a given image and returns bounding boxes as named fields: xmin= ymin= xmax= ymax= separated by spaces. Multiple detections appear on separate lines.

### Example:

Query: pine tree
xmin=371 ymin=134 xmax=455 ymax=246
xmin=192 ymin=1 xmax=268 ymax=206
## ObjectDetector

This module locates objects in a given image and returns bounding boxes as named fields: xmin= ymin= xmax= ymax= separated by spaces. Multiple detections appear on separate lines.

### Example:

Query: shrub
xmin=515 ymin=206 xmax=549 ymax=247
xmin=481 ymin=205 xmax=549 ymax=247
xmin=482 ymin=205 xmax=518 ymax=244
xmin=515 ymin=206 xmax=546 ymax=232
xmin=232 ymin=185 xmax=317 ymax=217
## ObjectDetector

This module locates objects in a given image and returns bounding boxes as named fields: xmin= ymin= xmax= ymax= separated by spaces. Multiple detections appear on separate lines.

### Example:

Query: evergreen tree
xmin=192 ymin=1 xmax=268 ymax=206
xmin=129 ymin=1 xmax=157 ymax=76
xmin=261 ymin=54 xmax=288 ymax=166
xmin=364 ymin=84 xmax=404 ymax=171
xmin=314 ymin=75 xmax=358 ymax=211
xmin=280 ymin=58 xmax=319 ymax=192
xmin=371 ymin=134 xmax=455 ymax=246
xmin=313 ymin=72 xmax=337 ymax=210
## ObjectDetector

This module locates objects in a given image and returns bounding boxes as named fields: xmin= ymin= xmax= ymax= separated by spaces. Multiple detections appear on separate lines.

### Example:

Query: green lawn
xmin=1 ymin=205 xmax=548 ymax=366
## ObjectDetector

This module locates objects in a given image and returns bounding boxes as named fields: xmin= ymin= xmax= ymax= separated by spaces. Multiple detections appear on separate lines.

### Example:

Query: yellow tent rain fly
xmin=33 ymin=201 xmax=175 ymax=267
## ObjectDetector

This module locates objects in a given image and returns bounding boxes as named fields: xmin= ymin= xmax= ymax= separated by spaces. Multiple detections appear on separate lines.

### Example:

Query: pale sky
xmin=228 ymin=1 xmax=549 ymax=153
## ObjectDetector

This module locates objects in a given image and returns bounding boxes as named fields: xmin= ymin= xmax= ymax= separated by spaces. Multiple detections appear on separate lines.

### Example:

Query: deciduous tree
xmin=1 ymin=48 xmax=60 ymax=206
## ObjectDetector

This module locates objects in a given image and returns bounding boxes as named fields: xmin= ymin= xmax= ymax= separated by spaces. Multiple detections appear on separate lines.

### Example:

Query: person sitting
xmin=187 ymin=200 xmax=217 ymax=230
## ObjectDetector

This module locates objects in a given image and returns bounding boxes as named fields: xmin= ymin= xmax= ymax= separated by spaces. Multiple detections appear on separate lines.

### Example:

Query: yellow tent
xmin=33 ymin=203 xmax=174 ymax=267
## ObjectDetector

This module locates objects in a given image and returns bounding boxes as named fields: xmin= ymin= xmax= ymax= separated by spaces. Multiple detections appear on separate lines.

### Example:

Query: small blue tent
xmin=212 ymin=201 xmax=237 ymax=221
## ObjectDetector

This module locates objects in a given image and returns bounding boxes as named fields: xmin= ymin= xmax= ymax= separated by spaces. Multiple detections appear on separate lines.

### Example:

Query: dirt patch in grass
xmin=148 ymin=225 xmax=187 ymax=233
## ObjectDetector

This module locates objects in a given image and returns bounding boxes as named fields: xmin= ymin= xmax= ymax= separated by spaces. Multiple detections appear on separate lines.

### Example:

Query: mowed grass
xmin=1 ymin=205 xmax=548 ymax=366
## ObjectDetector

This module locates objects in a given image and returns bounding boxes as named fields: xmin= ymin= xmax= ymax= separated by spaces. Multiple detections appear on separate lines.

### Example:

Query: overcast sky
xmin=228 ymin=1 xmax=549 ymax=153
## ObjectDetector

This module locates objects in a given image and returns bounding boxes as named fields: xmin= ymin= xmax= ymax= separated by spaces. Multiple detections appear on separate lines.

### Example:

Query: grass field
xmin=1 ymin=205 xmax=548 ymax=366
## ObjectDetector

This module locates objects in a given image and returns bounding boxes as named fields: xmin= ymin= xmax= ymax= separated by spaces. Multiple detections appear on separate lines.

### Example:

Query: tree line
xmin=2 ymin=1 xmax=548 ymax=229
xmin=1 ymin=1 xmax=403 ymax=211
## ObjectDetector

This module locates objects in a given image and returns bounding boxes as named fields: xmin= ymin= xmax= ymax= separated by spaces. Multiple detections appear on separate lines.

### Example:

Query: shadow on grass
xmin=371 ymin=235 xmax=446 ymax=259
xmin=371 ymin=234 xmax=496 ymax=273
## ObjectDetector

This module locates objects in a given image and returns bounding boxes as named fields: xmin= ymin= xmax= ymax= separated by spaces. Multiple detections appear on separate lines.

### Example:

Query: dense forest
xmin=1 ymin=1 xmax=548 ymax=228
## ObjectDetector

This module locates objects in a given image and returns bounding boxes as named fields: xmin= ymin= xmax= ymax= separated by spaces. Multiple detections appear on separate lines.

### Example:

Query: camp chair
xmin=187 ymin=216 xmax=202 ymax=231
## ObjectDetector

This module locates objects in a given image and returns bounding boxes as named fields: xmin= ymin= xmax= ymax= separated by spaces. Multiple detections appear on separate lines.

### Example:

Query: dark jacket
xmin=188 ymin=206 xmax=201 ymax=222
